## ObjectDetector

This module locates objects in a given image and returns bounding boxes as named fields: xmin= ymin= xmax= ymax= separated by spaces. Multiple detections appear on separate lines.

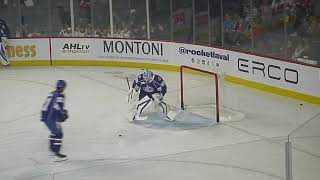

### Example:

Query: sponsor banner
xmin=11 ymin=38 xmax=320 ymax=98
xmin=231 ymin=52 xmax=320 ymax=97
xmin=8 ymin=39 xmax=49 ymax=61
xmin=172 ymin=43 xmax=320 ymax=97
xmin=174 ymin=44 xmax=230 ymax=71
xmin=95 ymin=39 xmax=171 ymax=64
xmin=51 ymin=38 xmax=94 ymax=60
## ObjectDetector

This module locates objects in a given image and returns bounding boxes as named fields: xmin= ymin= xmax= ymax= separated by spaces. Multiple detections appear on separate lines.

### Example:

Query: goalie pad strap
xmin=137 ymin=99 xmax=152 ymax=116
xmin=159 ymin=102 xmax=168 ymax=116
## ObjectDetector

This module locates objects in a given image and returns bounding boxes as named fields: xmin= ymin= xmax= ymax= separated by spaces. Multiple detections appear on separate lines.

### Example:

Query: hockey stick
xmin=125 ymin=77 xmax=130 ymax=89
xmin=126 ymin=77 xmax=133 ymax=103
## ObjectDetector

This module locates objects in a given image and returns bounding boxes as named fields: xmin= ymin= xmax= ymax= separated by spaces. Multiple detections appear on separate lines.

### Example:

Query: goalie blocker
xmin=127 ymin=70 xmax=174 ymax=121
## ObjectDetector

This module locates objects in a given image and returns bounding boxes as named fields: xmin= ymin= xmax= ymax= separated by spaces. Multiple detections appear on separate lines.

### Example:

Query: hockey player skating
xmin=128 ymin=70 xmax=173 ymax=121
xmin=41 ymin=80 xmax=69 ymax=161
xmin=0 ymin=18 xmax=10 ymax=66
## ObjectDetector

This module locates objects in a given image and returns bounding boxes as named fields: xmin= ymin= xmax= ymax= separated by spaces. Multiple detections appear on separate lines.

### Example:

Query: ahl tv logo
xmin=62 ymin=43 xmax=90 ymax=54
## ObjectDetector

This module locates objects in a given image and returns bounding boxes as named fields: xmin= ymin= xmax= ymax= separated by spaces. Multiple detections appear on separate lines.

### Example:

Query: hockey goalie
xmin=0 ymin=18 xmax=10 ymax=66
xmin=128 ymin=70 xmax=174 ymax=122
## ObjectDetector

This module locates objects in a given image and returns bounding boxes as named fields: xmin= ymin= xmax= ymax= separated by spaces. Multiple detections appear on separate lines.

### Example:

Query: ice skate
xmin=53 ymin=152 xmax=68 ymax=162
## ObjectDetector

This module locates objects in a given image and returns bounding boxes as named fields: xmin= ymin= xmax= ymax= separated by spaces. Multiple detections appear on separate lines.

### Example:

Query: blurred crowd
xmin=57 ymin=17 xmax=166 ymax=39
xmin=0 ymin=0 xmax=319 ymax=64
xmin=222 ymin=0 xmax=320 ymax=63
xmin=14 ymin=0 xmax=167 ymax=40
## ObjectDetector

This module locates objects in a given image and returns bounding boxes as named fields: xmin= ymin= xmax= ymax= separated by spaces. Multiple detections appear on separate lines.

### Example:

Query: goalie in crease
xmin=128 ymin=70 xmax=170 ymax=121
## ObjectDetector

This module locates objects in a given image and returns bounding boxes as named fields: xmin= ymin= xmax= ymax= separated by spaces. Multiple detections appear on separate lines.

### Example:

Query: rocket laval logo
xmin=62 ymin=43 xmax=90 ymax=54
xmin=179 ymin=47 xmax=230 ymax=61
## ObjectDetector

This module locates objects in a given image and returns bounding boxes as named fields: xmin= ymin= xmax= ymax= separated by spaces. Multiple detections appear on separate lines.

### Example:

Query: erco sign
xmin=238 ymin=58 xmax=299 ymax=84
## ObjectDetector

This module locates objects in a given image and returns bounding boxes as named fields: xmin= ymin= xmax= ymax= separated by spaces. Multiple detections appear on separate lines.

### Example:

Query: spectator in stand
xmin=79 ymin=0 xmax=91 ymax=24
xmin=59 ymin=27 xmax=72 ymax=37
xmin=232 ymin=17 xmax=248 ymax=46
xmin=223 ymin=14 xmax=235 ymax=46
xmin=21 ymin=24 xmax=29 ymax=37
xmin=75 ymin=26 xmax=86 ymax=37
xmin=58 ymin=27 xmax=66 ymax=37
xmin=27 ymin=28 xmax=43 ymax=37
xmin=307 ymin=16 xmax=320 ymax=37
xmin=92 ymin=28 xmax=100 ymax=37
xmin=153 ymin=23 xmax=167 ymax=40
xmin=292 ymin=40 xmax=308 ymax=60
xmin=285 ymin=39 xmax=296 ymax=58
xmin=0 ymin=0 xmax=8 ymax=8
xmin=15 ymin=27 xmax=22 ymax=38
xmin=223 ymin=14 xmax=234 ymax=33
xmin=57 ymin=4 xmax=70 ymax=27
xmin=260 ymin=0 xmax=272 ymax=26
xmin=102 ymin=28 xmax=110 ymax=37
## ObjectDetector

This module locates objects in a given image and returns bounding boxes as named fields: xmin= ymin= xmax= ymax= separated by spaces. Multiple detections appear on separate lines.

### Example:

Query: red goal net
xmin=180 ymin=65 xmax=245 ymax=123
xmin=180 ymin=65 xmax=220 ymax=122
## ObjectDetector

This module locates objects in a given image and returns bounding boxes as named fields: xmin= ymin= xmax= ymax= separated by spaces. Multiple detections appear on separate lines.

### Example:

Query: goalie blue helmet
xmin=143 ymin=70 xmax=153 ymax=82
xmin=56 ymin=80 xmax=66 ymax=90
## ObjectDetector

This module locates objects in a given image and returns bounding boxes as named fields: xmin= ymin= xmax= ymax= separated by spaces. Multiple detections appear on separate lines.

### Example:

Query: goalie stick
xmin=126 ymin=77 xmax=132 ymax=103
xmin=125 ymin=76 xmax=130 ymax=89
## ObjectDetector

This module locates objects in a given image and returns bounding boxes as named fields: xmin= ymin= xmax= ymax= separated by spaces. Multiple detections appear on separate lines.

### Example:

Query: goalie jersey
xmin=0 ymin=18 xmax=10 ymax=40
xmin=41 ymin=91 xmax=65 ymax=122
xmin=132 ymin=74 xmax=167 ymax=97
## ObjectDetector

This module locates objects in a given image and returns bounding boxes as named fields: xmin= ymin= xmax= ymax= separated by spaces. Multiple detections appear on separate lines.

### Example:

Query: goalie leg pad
xmin=159 ymin=102 xmax=175 ymax=121
xmin=128 ymin=96 xmax=153 ymax=121
xmin=0 ymin=42 xmax=9 ymax=66
xmin=159 ymin=102 xmax=168 ymax=116
xmin=136 ymin=98 xmax=152 ymax=116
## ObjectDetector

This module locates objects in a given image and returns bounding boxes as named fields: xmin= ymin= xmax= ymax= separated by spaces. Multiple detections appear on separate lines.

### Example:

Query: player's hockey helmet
xmin=56 ymin=80 xmax=67 ymax=90
xmin=143 ymin=70 xmax=153 ymax=82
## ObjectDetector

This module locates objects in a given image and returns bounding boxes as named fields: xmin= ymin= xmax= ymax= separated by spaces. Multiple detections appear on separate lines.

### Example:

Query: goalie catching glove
xmin=59 ymin=110 xmax=69 ymax=122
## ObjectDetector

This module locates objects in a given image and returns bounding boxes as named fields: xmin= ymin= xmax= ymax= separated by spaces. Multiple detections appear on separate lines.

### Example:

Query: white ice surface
xmin=0 ymin=66 xmax=319 ymax=180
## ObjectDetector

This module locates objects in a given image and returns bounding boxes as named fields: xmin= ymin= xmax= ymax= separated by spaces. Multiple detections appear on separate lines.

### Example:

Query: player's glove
xmin=59 ymin=109 xmax=69 ymax=122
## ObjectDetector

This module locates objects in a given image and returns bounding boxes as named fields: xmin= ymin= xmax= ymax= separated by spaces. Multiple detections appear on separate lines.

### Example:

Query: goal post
xmin=180 ymin=65 xmax=220 ymax=123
